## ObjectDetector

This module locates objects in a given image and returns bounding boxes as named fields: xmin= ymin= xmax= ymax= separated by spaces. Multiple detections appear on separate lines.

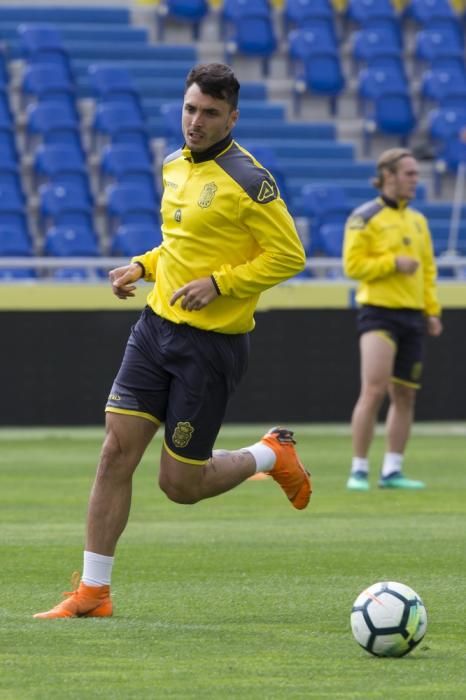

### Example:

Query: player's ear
xmin=229 ymin=109 xmax=239 ymax=130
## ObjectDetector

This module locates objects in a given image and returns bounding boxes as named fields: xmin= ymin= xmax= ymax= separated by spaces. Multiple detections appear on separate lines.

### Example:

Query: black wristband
xmin=211 ymin=275 xmax=221 ymax=296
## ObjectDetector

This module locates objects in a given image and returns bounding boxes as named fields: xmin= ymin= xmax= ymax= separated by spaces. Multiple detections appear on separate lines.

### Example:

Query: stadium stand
xmin=0 ymin=0 xmax=465 ymax=280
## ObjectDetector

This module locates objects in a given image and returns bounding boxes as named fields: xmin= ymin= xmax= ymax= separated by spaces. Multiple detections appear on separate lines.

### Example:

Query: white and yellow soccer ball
xmin=350 ymin=581 xmax=427 ymax=657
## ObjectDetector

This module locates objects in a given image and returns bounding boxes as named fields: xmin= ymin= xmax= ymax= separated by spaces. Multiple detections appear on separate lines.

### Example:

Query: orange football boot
xmin=261 ymin=427 xmax=312 ymax=510
xmin=34 ymin=573 xmax=113 ymax=619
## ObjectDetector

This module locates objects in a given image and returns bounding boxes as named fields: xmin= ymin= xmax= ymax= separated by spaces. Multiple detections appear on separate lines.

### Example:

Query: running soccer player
xmin=34 ymin=63 xmax=312 ymax=619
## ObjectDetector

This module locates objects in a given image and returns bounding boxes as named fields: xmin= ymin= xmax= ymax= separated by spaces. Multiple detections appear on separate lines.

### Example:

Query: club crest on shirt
xmin=172 ymin=421 xmax=194 ymax=448
xmin=198 ymin=182 xmax=217 ymax=208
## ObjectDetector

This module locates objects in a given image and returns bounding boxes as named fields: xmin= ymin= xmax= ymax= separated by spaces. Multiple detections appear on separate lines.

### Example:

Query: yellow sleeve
xmin=343 ymin=218 xmax=396 ymax=281
xmin=131 ymin=248 xmax=161 ymax=283
xmin=212 ymin=195 xmax=306 ymax=298
xmin=421 ymin=222 xmax=441 ymax=317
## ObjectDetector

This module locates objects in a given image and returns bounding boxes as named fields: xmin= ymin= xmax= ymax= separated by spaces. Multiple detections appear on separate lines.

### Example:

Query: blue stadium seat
xmin=284 ymin=0 xmax=334 ymax=29
xmin=87 ymin=64 xmax=140 ymax=106
xmin=420 ymin=63 xmax=466 ymax=110
xmin=111 ymin=223 xmax=162 ymax=256
xmin=39 ymin=182 xmax=93 ymax=232
xmin=25 ymin=101 xmax=81 ymax=151
xmin=20 ymin=63 xmax=76 ymax=110
xmin=288 ymin=26 xmax=338 ymax=68
xmin=17 ymin=23 xmax=73 ymax=78
xmin=0 ymin=222 xmax=33 ymax=256
xmin=44 ymin=224 xmax=100 ymax=257
xmin=350 ymin=27 xmax=402 ymax=70
xmin=293 ymin=50 xmax=345 ymax=116
xmin=33 ymin=143 xmax=88 ymax=190
xmin=428 ymin=106 xmax=466 ymax=145
xmin=287 ymin=22 xmax=338 ymax=75
xmin=363 ymin=90 xmax=417 ymax=154
xmin=222 ymin=0 xmax=270 ymax=22
xmin=406 ymin=0 xmax=457 ymax=26
xmin=99 ymin=143 xmax=152 ymax=189
xmin=318 ymin=222 xmax=345 ymax=258
xmin=434 ymin=136 xmax=466 ymax=175
xmin=299 ymin=182 xmax=351 ymax=218
xmin=106 ymin=183 xmax=159 ymax=234
xmin=357 ymin=66 xmax=408 ymax=116
xmin=428 ymin=107 xmax=466 ymax=193
xmin=157 ymin=0 xmax=209 ymax=41
xmin=0 ymin=204 xmax=32 ymax=269
xmin=92 ymin=102 xmax=148 ymax=151
xmin=296 ymin=183 xmax=350 ymax=254
xmin=224 ymin=8 xmax=277 ymax=77
xmin=414 ymin=27 xmax=464 ymax=65
xmin=346 ymin=0 xmax=399 ymax=25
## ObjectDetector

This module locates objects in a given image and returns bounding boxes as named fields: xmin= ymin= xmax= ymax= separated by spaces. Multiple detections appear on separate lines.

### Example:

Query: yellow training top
xmin=343 ymin=196 xmax=441 ymax=317
xmin=132 ymin=137 xmax=306 ymax=334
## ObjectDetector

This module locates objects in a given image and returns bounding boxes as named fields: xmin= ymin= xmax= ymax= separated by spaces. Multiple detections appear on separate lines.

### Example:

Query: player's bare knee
xmin=361 ymin=384 xmax=386 ymax=407
xmin=97 ymin=430 xmax=138 ymax=480
xmin=158 ymin=474 xmax=200 ymax=504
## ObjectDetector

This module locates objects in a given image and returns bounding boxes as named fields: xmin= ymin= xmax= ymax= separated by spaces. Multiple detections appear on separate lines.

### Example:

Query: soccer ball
xmin=350 ymin=581 xmax=427 ymax=657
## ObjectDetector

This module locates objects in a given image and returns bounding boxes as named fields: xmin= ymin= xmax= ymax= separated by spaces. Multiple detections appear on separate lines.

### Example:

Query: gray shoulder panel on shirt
xmin=215 ymin=143 xmax=278 ymax=204
xmin=163 ymin=148 xmax=182 ymax=165
xmin=350 ymin=198 xmax=384 ymax=223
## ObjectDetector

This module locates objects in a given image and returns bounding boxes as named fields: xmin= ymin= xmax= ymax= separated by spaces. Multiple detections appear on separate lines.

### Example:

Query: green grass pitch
xmin=0 ymin=425 xmax=465 ymax=700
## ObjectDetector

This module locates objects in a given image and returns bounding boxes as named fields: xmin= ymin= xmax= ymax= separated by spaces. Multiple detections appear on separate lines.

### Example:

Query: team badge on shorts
xmin=172 ymin=421 xmax=194 ymax=448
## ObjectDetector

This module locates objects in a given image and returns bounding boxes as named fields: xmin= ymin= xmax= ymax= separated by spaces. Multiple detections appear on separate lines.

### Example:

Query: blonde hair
xmin=372 ymin=148 xmax=413 ymax=189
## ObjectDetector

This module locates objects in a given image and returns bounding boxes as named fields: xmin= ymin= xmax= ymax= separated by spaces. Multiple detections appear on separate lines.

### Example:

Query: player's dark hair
xmin=185 ymin=63 xmax=240 ymax=110
xmin=372 ymin=148 xmax=414 ymax=189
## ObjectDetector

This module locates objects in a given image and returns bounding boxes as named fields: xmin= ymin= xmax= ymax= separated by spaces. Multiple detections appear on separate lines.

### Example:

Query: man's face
xmin=386 ymin=156 xmax=419 ymax=201
xmin=182 ymin=83 xmax=238 ymax=152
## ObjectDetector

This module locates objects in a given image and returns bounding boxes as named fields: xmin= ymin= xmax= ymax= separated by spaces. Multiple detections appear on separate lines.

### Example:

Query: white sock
xmin=351 ymin=457 xmax=369 ymax=475
xmin=381 ymin=452 xmax=404 ymax=478
xmin=243 ymin=442 xmax=276 ymax=472
xmin=82 ymin=550 xmax=114 ymax=587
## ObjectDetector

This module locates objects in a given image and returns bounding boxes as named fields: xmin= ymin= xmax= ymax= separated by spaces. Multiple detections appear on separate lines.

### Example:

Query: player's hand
xmin=395 ymin=256 xmax=419 ymax=275
xmin=426 ymin=315 xmax=443 ymax=337
xmin=170 ymin=276 xmax=218 ymax=311
xmin=109 ymin=263 xmax=143 ymax=300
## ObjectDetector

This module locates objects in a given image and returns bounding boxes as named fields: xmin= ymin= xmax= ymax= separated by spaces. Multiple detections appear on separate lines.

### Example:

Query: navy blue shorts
xmin=356 ymin=304 xmax=425 ymax=387
xmin=106 ymin=307 xmax=250 ymax=463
